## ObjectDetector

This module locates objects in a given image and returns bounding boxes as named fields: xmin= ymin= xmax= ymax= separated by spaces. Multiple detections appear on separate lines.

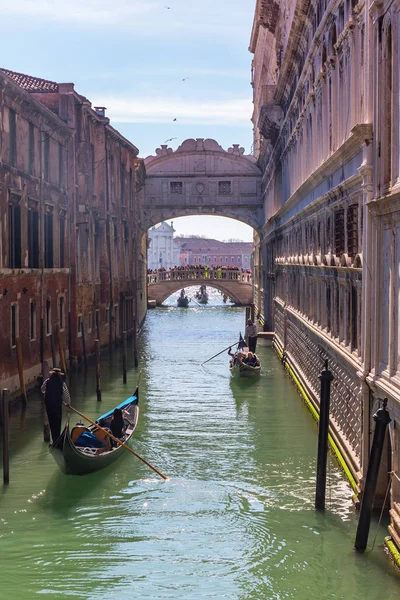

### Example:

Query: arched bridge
xmin=147 ymin=268 xmax=253 ymax=306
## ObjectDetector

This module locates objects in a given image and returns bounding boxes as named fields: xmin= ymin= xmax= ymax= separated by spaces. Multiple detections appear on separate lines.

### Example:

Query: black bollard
xmin=354 ymin=398 xmax=391 ymax=552
xmin=315 ymin=359 xmax=334 ymax=510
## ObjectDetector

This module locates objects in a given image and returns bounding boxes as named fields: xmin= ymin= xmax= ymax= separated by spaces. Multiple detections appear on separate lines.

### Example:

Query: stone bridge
xmin=147 ymin=268 xmax=253 ymax=305
xmin=141 ymin=138 xmax=263 ymax=234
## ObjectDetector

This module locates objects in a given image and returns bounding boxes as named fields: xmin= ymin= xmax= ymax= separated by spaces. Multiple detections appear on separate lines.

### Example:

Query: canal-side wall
xmin=274 ymin=299 xmax=362 ymax=496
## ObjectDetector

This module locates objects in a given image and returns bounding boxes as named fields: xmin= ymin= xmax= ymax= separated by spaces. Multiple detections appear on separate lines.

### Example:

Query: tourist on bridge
xmin=41 ymin=368 xmax=70 ymax=443
xmin=245 ymin=318 xmax=258 ymax=353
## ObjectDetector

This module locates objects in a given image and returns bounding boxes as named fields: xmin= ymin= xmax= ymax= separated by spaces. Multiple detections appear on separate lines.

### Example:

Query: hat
xmin=50 ymin=368 xmax=65 ymax=376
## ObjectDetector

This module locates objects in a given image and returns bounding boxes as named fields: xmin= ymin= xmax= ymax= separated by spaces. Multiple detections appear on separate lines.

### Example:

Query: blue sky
xmin=1 ymin=0 xmax=256 ymax=241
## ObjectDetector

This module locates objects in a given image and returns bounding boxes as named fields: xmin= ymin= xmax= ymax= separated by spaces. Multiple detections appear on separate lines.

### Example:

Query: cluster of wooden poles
xmin=1 ymin=323 xmax=141 ymax=484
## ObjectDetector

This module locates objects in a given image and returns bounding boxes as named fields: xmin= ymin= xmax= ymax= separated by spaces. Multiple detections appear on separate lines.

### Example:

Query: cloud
xmin=3 ymin=0 xmax=251 ymax=37
xmin=2 ymin=0 xmax=156 ymax=24
xmin=94 ymin=96 xmax=253 ymax=126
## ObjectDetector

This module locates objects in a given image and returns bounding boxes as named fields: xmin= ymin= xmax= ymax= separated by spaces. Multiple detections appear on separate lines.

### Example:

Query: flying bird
xmin=181 ymin=77 xmax=189 ymax=82
xmin=164 ymin=137 xmax=177 ymax=143
xmin=173 ymin=118 xmax=177 ymax=121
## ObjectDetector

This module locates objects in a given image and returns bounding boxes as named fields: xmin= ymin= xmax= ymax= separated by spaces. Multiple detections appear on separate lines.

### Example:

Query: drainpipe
xmin=104 ymin=130 xmax=113 ymax=353
xmin=39 ymin=116 xmax=45 ymax=377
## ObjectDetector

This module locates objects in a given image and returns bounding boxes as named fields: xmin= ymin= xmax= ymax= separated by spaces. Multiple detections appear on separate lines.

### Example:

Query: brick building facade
xmin=0 ymin=69 xmax=146 ymax=396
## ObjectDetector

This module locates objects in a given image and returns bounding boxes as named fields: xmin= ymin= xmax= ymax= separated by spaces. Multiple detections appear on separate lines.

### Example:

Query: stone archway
xmin=140 ymin=138 xmax=263 ymax=234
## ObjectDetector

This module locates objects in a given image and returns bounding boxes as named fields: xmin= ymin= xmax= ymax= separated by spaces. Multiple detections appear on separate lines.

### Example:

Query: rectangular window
xmin=218 ymin=181 xmax=231 ymax=195
xmin=8 ymin=203 xmax=21 ymax=268
xmin=30 ymin=300 xmax=36 ymax=341
xmin=225 ymin=257 xmax=228 ymax=263
xmin=214 ymin=257 xmax=217 ymax=262
xmin=194 ymin=257 xmax=197 ymax=263
xmin=59 ymin=296 xmax=65 ymax=331
xmin=11 ymin=303 xmax=18 ymax=347
xmin=220 ymin=257 xmax=223 ymax=263
xmin=46 ymin=298 xmax=51 ymax=336
xmin=105 ymin=307 xmax=110 ymax=327
xmin=347 ymin=204 xmax=358 ymax=259
xmin=29 ymin=123 xmax=35 ymax=175
xmin=44 ymin=212 xmax=54 ymax=268
xmin=334 ymin=208 xmax=345 ymax=255
xmin=44 ymin=134 xmax=50 ymax=181
xmin=59 ymin=143 xmax=63 ymax=185
xmin=129 ymin=167 xmax=133 ymax=209
xmin=28 ymin=210 xmax=39 ymax=268
xmin=9 ymin=109 xmax=16 ymax=166
xmin=95 ymin=220 xmax=101 ymax=281
xmin=170 ymin=181 xmax=183 ymax=195
xmin=120 ymin=163 xmax=125 ymax=205
xmin=77 ymin=314 xmax=82 ymax=337
xmin=231 ymin=257 xmax=235 ymax=263
xmin=88 ymin=311 xmax=93 ymax=333
xmin=59 ymin=216 xmax=65 ymax=268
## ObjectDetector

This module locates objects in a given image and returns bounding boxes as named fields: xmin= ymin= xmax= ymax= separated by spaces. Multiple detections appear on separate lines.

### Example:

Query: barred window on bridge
xmin=170 ymin=182 xmax=183 ymax=195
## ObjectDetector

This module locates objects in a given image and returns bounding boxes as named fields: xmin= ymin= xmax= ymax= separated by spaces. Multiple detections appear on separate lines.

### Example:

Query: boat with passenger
xmin=50 ymin=389 xmax=139 ymax=475
xmin=228 ymin=335 xmax=261 ymax=377
xmin=177 ymin=289 xmax=190 ymax=307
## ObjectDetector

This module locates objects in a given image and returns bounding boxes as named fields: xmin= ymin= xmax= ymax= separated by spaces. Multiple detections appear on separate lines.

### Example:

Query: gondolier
xmin=245 ymin=318 xmax=257 ymax=353
xmin=41 ymin=368 xmax=70 ymax=443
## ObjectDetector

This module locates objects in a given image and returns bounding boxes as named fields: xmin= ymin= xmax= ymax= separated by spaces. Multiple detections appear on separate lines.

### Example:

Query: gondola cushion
xmin=75 ymin=431 xmax=105 ymax=448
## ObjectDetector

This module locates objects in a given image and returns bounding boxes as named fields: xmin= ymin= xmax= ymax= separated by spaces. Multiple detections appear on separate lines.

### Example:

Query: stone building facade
xmin=250 ymin=0 xmax=400 ymax=548
xmin=147 ymin=221 xmax=181 ymax=270
xmin=0 ymin=69 xmax=146 ymax=394
xmin=175 ymin=237 xmax=252 ymax=269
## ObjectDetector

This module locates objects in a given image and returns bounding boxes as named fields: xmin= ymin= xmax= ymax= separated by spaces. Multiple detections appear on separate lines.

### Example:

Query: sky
xmin=0 ymin=0 xmax=256 ymax=242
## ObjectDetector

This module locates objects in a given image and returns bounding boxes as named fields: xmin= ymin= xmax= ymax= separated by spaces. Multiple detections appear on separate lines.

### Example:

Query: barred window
xmin=170 ymin=182 xmax=183 ymax=195
xmin=334 ymin=208 xmax=345 ymax=255
xmin=218 ymin=181 xmax=231 ymax=195
xmin=347 ymin=204 xmax=358 ymax=258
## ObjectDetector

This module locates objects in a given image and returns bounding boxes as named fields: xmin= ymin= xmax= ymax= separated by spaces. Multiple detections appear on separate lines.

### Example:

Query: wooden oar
xmin=200 ymin=341 xmax=239 ymax=367
xmin=189 ymin=296 xmax=201 ymax=307
xmin=63 ymin=402 xmax=168 ymax=481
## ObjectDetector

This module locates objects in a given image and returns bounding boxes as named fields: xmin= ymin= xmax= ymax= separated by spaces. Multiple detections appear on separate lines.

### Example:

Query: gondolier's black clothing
xmin=41 ymin=376 xmax=70 ymax=443
xmin=245 ymin=323 xmax=257 ymax=353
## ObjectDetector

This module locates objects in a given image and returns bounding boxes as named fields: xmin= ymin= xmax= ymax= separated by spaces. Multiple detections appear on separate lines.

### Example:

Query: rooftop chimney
xmin=94 ymin=106 xmax=107 ymax=117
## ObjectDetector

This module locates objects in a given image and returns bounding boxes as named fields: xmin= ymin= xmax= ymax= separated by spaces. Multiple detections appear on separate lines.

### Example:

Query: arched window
xmin=382 ymin=20 xmax=393 ymax=190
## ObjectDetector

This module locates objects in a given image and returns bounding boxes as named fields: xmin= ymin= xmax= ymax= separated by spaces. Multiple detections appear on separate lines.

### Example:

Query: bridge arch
xmin=140 ymin=138 xmax=263 ymax=234
xmin=147 ymin=268 xmax=253 ymax=306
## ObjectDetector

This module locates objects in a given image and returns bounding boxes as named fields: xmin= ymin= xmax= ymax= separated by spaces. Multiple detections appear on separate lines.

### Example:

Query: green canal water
xmin=1 ymin=288 xmax=400 ymax=599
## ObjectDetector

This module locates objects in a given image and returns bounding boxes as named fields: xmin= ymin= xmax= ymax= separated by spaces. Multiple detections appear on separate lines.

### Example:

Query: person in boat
xmin=228 ymin=347 xmax=244 ymax=367
xmin=245 ymin=318 xmax=258 ymax=353
xmin=110 ymin=408 xmax=126 ymax=446
xmin=41 ymin=368 xmax=70 ymax=443
xmin=243 ymin=352 xmax=259 ymax=367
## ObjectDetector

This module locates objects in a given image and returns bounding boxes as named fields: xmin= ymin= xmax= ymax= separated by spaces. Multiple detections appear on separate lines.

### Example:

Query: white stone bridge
xmin=147 ymin=267 xmax=253 ymax=306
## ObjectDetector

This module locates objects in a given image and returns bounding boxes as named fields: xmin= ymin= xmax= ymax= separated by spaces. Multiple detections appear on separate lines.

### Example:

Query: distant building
xmin=147 ymin=222 xmax=181 ymax=270
xmin=175 ymin=237 xmax=252 ymax=269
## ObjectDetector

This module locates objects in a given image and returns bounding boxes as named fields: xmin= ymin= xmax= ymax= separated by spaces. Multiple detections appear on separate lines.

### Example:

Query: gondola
xmin=49 ymin=388 xmax=139 ymax=475
xmin=229 ymin=355 xmax=261 ymax=377
xmin=229 ymin=334 xmax=261 ymax=377
xmin=177 ymin=296 xmax=189 ymax=307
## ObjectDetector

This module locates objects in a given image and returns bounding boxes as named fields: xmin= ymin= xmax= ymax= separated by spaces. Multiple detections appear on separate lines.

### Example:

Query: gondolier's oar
xmin=63 ymin=402 xmax=168 ymax=481
xmin=189 ymin=297 xmax=201 ymax=307
xmin=200 ymin=341 xmax=239 ymax=367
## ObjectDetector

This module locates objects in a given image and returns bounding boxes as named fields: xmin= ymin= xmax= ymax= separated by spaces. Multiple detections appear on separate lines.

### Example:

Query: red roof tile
xmin=0 ymin=68 xmax=58 ymax=92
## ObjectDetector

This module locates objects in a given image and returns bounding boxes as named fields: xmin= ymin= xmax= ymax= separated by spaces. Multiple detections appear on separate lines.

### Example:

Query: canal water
xmin=1 ymin=288 xmax=399 ymax=599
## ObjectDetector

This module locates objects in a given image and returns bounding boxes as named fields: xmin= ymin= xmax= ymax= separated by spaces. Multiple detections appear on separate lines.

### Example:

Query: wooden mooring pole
xmin=315 ymin=359 xmax=334 ymax=510
xmin=15 ymin=338 xmax=27 ymax=409
xmin=122 ymin=331 xmax=127 ymax=384
xmin=50 ymin=331 xmax=56 ymax=368
xmin=81 ymin=320 xmax=87 ymax=371
xmin=95 ymin=339 xmax=102 ymax=402
xmin=2 ymin=389 xmax=9 ymax=484
xmin=55 ymin=324 xmax=67 ymax=375
xmin=133 ymin=319 xmax=139 ymax=367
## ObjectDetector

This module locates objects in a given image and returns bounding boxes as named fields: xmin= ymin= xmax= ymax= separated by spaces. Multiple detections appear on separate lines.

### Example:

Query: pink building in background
xmin=174 ymin=237 xmax=252 ymax=269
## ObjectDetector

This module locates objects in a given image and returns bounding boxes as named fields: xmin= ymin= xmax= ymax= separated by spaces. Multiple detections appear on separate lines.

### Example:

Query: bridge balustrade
xmin=147 ymin=268 xmax=252 ymax=285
